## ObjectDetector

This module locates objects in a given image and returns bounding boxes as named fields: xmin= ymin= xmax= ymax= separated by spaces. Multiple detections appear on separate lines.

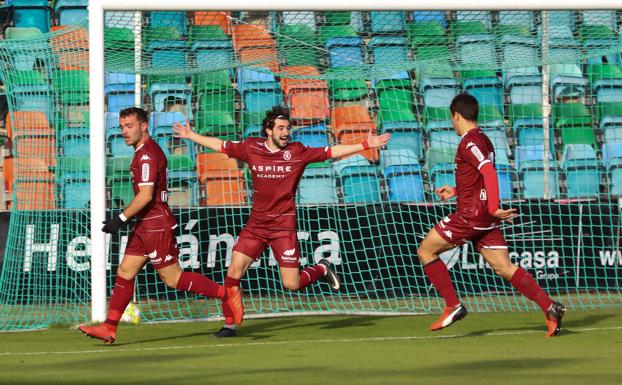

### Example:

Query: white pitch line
xmin=1 ymin=325 xmax=621 ymax=357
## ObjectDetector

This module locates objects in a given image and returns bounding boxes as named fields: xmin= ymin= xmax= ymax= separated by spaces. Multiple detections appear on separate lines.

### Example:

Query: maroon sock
xmin=104 ymin=276 xmax=135 ymax=330
xmin=510 ymin=267 xmax=553 ymax=312
xmin=298 ymin=264 xmax=326 ymax=290
xmin=423 ymin=259 xmax=460 ymax=308
xmin=223 ymin=276 xmax=241 ymax=325
xmin=177 ymin=272 xmax=225 ymax=299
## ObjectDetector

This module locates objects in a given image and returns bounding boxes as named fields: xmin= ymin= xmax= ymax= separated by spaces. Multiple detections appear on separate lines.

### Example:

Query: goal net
xmin=0 ymin=9 xmax=621 ymax=331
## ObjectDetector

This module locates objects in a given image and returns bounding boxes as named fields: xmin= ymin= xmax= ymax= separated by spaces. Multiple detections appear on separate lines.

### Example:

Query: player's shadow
xmin=562 ymin=312 xmax=615 ymax=328
xmin=112 ymin=331 xmax=215 ymax=347
xmin=239 ymin=315 xmax=380 ymax=340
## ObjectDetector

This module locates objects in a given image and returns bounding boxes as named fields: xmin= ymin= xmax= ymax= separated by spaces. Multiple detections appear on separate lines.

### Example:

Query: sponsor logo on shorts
xmin=164 ymin=254 xmax=174 ymax=262
xmin=148 ymin=250 xmax=157 ymax=259
xmin=283 ymin=248 xmax=296 ymax=256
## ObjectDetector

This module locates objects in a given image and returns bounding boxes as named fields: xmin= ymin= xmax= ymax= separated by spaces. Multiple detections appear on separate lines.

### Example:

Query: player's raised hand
xmin=492 ymin=208 xmax=518 ymax=223
xmin=367 ymin=130 xmax=391 ymax=148
xmin=172 ymin=119 xmax=193 ymax=139
xmin=435 ymin=185 xmax=456 ymax=200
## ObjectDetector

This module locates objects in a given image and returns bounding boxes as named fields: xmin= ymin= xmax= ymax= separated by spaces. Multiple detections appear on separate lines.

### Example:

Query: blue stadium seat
xmin=369 ymin=36 xmax=408 ymax=69
xmin=381 ymin=149 xmax=425 ymax=202
xmin=370 ymin=11 xmax=406 ymax=33
xmin=54 ymin=0 xmax=88 ymax=25
xmin=150 ymin=11 xmax=187 ymax=35
xmin=498 ymin=11 xmax=535 ymax=31
xmin=333 ymin=154 xmax=381 ymax=203
xmin=602 ymin=142 xmax=622 ymax=194
xmin=292 ymin=123 xmax=329 ymax=148
xmin=426 ymin=147 xmax=455 ymax=200
xmin=297 ymin=163 xmax=338 ymax=204
xmin=59 ymin=157 xmax=90 ymax=209
xmin=418 ymin=63 xmax=461 ymax=108
xmin=411 ymin=11 xmax=447 ymax=28
xmin=237 ymin=67 xmax=283 ymax=113
xmin=105 ymin=72 xmax=135 ymax=112
xmin=12 ymin=0 xmax=50 ymax=32
xmin=485 ymin=129 xmax=511 ymax=163
xmin=148 ymin=82 xmax=192 ymax=119
xmin=281 ymin=11 xmax=316 ymax=30
xmin=59 ymin=127 xmax=89 ymax=157
xmin=603 ymin=125 xmax=622 ymax=143
xmin=515 ymin=145 xmax=561 ymax=199
xmin=430 ymin=129 xmax=461 ymax=150
xmin=381 ymin=121 xmax=423 ymax=160
xmin=562 ymin=144 xmax=602 ymax=198
xmin=326 ymin=35 xmax=364 ymax=67
xmin=501 ymin=36 xmax=542 ymax=105
xmin=190 ymin=28 xmax=234 ymax=71
xmin=150 ymin=112 xmax=195 ymax=159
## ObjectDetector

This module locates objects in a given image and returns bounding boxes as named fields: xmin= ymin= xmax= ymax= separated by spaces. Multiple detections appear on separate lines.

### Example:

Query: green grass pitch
xmin=1 ymin=307 xmax=621 ymax=385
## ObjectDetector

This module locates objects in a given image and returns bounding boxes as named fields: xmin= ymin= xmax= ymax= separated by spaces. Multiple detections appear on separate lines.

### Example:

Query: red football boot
xmin=78 ymin=324 xmax=117 ymax=344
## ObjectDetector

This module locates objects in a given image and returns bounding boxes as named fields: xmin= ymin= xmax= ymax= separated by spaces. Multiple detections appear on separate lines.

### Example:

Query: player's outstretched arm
xmin=435 ymin=185 xmax=456 ymax=200
xmin=329 ymin=131 xmax=390 ymax=159
xmin=173 ymin=120 xmax=223 ymax=152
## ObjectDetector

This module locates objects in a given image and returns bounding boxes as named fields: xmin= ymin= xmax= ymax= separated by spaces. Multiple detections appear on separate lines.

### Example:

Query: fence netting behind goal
xmin=0 ymin=10 xmax=620 ymax=331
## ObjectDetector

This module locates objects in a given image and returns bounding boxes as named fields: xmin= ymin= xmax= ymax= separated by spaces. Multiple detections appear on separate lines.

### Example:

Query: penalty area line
xmin=1 ymin=325 xmax=621 ymax=357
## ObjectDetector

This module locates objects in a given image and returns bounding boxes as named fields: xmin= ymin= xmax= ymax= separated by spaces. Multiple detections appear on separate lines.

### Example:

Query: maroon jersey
xmin=221 ymin=138 xmax=330 ymax=230
xmin=129 ymin=137 xmax=176 ymax=230
xmin=454 ymin=128 xmax=497 ymax=226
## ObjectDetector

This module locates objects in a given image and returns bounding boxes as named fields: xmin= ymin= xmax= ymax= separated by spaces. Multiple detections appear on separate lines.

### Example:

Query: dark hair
xmin=261 ymin=106 xmax=290 ymax=137
xmin=119 ymin=107 xmax=149 ymax=125
xmin=449 ymin=92 xmax=479 ymax=123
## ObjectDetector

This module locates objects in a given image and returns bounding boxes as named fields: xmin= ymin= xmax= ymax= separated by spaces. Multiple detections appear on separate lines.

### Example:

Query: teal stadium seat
xmin=562 ymin=144 xmax=602 ymax=198
xmin=333 ymin=155 xmax=381 ymax=203
xmin=297 ymin=162 xmax=338 ymax=204
xmin=381 ymin=149 xmax=425 ymax=202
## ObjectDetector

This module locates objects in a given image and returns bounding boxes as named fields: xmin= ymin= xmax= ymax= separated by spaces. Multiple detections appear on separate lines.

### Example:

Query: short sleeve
xmin=221 ymin=139 xmax=249 ymax=162
xmin=462 ymin=140 xmax=492 ymax=171
xmin=137 ymin=152 xmax=158 ymax=186
xmin=299 ymin=143 xmax=330 ymax=164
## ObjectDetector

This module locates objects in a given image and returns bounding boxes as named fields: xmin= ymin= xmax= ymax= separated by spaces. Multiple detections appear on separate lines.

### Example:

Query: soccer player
xmin=78 ymin=107 xmax=241 ymax=344
xmin=417 ymin=93 xmax=566 ymax=337
xmin=173 ymin=106 xmax=390 ymax=337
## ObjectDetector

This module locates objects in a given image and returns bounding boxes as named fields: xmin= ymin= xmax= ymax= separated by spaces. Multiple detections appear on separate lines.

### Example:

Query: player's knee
xmin=159 ymin=274 xmax=179 ymax=289
xmin=492 ymin=263 xmax=516 ymax=280
xmin=116 ymin=265 xmax=135 ymax=280
xmin=282 ymin=279 xmax=300 ymax=291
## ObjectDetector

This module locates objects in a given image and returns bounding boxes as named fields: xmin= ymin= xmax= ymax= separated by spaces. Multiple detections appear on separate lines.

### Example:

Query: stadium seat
xmin=196 ymin=152 xmax=245 ymax=206
xmin=417 ymin=59 xmax=461 ymax=108
xmin=104 ymin=73 xmax=135 ymax=112
xmin=411 ymin=11 xmax=447 ymax=28
xmin=322 ymin=11 xmax=364 ymax=32
xmin=370 ymin=36 xmax=409 ymax=70
xmin=426 ymin=147 xmax=456 ymax=200
xmin=548 ymin=63 xmax=587 ymax=101
xmin=333 ymin=154 xmax=381 ymax=203
xmin=407 ymin=20 xmax=446 ymax=49
xmin=52 ymin=70 xmax=89 ymax=105
xmin=6 ymin=70 xmax=53 ymax=118
xmin=297 ymin=162 xmax=338 ymax=204
xmin=327 ymin=66 xmax=368 ymax=101
xmin=59 ymin=127 xmax=89 ymax=157
xmin=106 ymin=156 xmax=133 ymax=208
xmin=15 ymin=176 xmax=56 ymax=210
xmin=149 ymin=11 xmax=187 ymax=35
xmin=498 ymin=11 xmax=535 ymax=31
xmin=232 ymin=24 xmax=279 ymax=71
xmin=381 ymin=121 xmax=423 ymax=160
xmin=501 ymin=36 xmax=542 ymax=105
xmin=193 ymin=11 xmax=231 ymax=34
xmin=477 ymin=105 xmax=505 ymax=130
xmin=12 ymin=0 xmax=50 ymax=33
xmin=430 ymin=129 xmax=461 ymax=150
xmin=319 ymin=25 xmax=363 ymax=67
xmin=588 ymin=64 xmax=622 ymax=103
xmin=292 ymin=123 xmax=329 ymax=148
xmin=237 ymin=67 xmax=283 ymax=113
xmin=381 ymin=149 xmax=425 ymax=202
xmin=167 ymin=154 xmax=197 ymax=207
xmin=602 ymin=142 xmax=622 ymax=195
xmin=58 ymin=156 xmax=90 ymax=209
xmin=148 ymin=80 xmax=192 ymax=119
xmin=150 ymin=112 xmax=194 ymax=159
xmin=515 ymin=145 xmax=561 ymax=199
xmin=281 ymin=11 xmax=316 ymax=30
xmin=54 ymin=0 xmax=88 ymax=25
xmin=281 ymin=66 xmax=330 ymax=123
xmin=552 ymin=103 xmax=592 ymax=128
xmin=276 ymin=24 xmax=320 ymax=67
xmin=4 ymin=27 xmax=51 ymax=74
xmin=562 ymin=144 xmax=602 ymax=198
xmin=144 ymin=27 xmax=188 ymax=70
xmin=189 ymin=25 xmax=235 ymax=71
xmin=370 ymin=11 xmax=406 ymax=34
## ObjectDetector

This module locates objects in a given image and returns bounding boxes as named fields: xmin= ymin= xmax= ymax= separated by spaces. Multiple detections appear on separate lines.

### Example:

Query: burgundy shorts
xmin=233 ymin=227 xmax=301 ymax=268
xmin=434 ymin=212 xmax=507 ymax=252
xmin=125 ymin=228 xmax=180 ymax=269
